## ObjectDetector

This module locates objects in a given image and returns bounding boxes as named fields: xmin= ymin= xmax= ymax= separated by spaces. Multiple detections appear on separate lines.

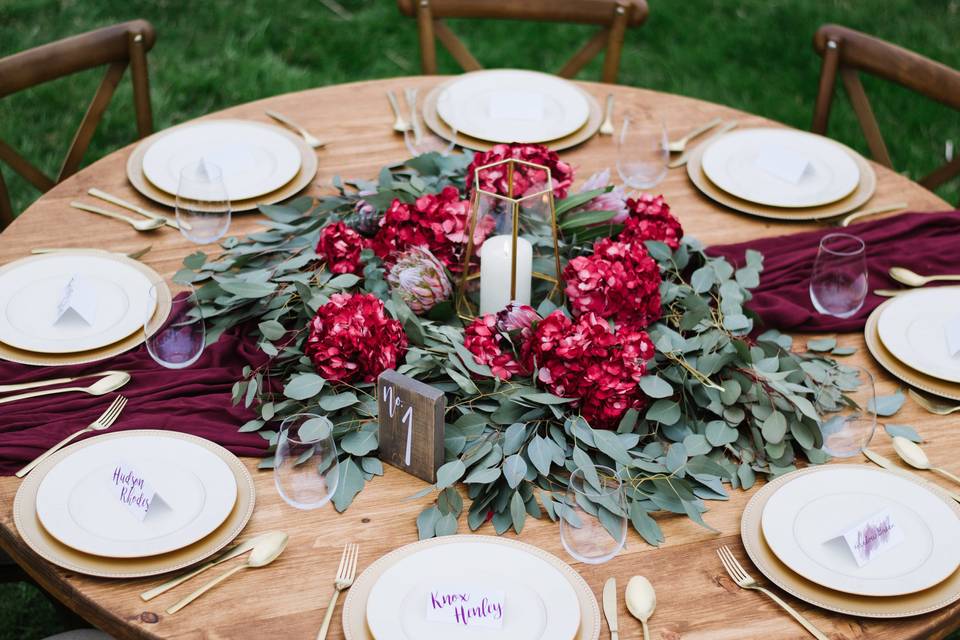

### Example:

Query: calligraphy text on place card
xmin=837 ymin=508 xmax=904 ymax=567
xmin=376 ymin=369 xmax=445 ymax=484
xmin=426 ymin=586 xmax=505 ymax=629
xmin=108 ymin=462 xmax=160 ymax=522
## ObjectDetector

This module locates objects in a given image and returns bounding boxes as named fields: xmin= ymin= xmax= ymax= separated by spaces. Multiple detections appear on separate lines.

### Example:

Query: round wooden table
xmin=0 ymin=77 xmax=955 ymax=640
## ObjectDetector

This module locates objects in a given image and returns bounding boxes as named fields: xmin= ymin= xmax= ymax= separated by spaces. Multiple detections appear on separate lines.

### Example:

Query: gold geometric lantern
xmin=455 ymin=158 xmax=564 ymax=321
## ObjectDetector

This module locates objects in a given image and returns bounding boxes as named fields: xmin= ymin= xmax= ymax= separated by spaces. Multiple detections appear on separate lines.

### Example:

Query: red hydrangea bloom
xmin=463 ymin=311 xmax=532 ymax=380
xmin=371 ymin=186 xmax=490 ymax=272
xmin=304 ymin=293 xmax=407 ymax=383
xmin=618 ymin=194 xmax=683 ymax=250
xmin=527 ymin=311 xmax=655 ymax=428
xmin=562 ymin=237 xmax=662 ymax=329
xmin=316 ymin=221 xmax=367 ymax=274
xmin=466 ymin=143 xmax=574 ymax=200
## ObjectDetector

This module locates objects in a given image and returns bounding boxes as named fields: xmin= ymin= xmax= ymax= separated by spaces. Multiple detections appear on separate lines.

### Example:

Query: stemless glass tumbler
xmin=274 ymin=413 xmax=340 ymax=510
xmin=817 ymin=364 xmax=877 ymax=458
xmin=616 ymin=108 xmax=668 ymax=189
xmin=809 ymin=233 xmax=868 ymax=318
xmin=176 ymin=160 xmax=232 ymax=244
xmin=144 ymin=282 xmax=205 ymax=369
xmin=560 ymin=465 xmax=628 ymax=564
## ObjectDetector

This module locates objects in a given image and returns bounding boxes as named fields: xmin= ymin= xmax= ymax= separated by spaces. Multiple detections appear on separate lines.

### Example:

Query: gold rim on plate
xmin=865 ymin=298 xmax=960 ymax=401
xmin=342 ymin=534 xmax=601 ymax=640
xmin=741 ymin=464 xmax=960 ymax=617
xmin=686 ymin=138 xmax=877 ymax=221
xmin=126 ymin=119 xmax=318 ymax=212
xmin=13 ymin=429 xmax=256 ymax=579
xmin=0 ymin=250 xmax=172 ymax=366
xmin=422 ymin=81 xmax=603 ymax=152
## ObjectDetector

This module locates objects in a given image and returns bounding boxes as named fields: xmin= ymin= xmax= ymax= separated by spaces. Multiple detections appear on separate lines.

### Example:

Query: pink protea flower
xmin=574 ymin=169 xmax=630 ymax=224
xmin=527 ymin=311 xmax=656 ymax=428
xmin=387 ymin=246 xmax=453 ymax=315
xmin=304 ymin=293 xmax=407 ymax=383
xmin=618 ymin=194 xmax=683 ymax=249
xmin=316 ymin=221 xmax=367 ymax=275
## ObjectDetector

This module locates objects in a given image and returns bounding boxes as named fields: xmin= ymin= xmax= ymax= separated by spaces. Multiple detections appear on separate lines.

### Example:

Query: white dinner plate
xmin=701 ymin=128 xmax=861 ymax=208
xmin=366 ymin=540 xmax=580 ymax=640
xmin=877 ymin=287 xmax=960 ymax=384
xmin=36 ymin=434 xmax=238 ymax=558
xmin=761 ymin=466 xmax=960 ymax=596
xmin=0 ymin=254 xmax=155 ymax=354
xmin=141 ymin=121 xmax=302 ymax=201
xmin=437 ymin=70 xmax=590 ymax=144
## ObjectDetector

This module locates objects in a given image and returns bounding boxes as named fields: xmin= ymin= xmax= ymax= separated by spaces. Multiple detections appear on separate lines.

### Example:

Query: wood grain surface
xmin=0 ymin=77 xmax=955 ymax=640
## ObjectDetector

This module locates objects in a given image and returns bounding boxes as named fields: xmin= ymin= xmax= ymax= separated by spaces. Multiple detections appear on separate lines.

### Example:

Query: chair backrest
xmin=0 ymin=20 xmax=156 ymax=229
xmin=811 ymin=24 xmax=960 ymax=192
xmin=396 ymin=0 xmax=648 ymax=84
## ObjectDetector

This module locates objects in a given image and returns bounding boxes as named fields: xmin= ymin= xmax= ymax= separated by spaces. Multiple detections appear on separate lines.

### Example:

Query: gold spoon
xmin=625 ymin=575 xmax=656 ymax=640
xmin=909 ymin=389 xmax=960 ymax=416
xmin=0 ymin=372 xmax=130 ymax=405
xmin=889 ymin=266 xmax=960 ymax=288
xmin=71 ymin=201 xmax=165 ymax=232
xmin=166 ymin=532 xmax=289 ymax=614
xmin=892 ymin=436 xmax=960 ymax=486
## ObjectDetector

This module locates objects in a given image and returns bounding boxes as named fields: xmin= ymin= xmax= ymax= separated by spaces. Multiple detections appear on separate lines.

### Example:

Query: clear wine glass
xmin=144 ymin=281 xmax=205 ymax=369
xmin=274 ymin=413 xmax=340 ymax=510
xmin=809 ymin=233 xmax=868 ymax=318
xmin=616 ymin=108 xmax=668 ymax=189
xmin=404 ymin=90 xmax=457 ymax=157
xmin=560 ymin=465 xmax=627 ymax=564
xmin=817 ymin=364 xmax=877 ymax=457
xmin=176 ymin=160 xmax=232 ymax=244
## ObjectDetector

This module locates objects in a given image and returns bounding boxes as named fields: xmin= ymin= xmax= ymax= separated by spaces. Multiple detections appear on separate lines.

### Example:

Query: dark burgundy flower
xmin=466 ymin=143 xmax=574 ymax=200
xmin=618 ymin=194 xmax=683 ymax=250
xmin=316 ymin=221 xmax=367 ymax=275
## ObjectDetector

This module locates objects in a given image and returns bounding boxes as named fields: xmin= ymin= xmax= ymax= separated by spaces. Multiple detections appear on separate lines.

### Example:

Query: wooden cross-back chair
xmin=396 ymin=0 xmax=649 ymax=84
xmin=812 ymin=24 xmax=960 ymax=193
xmin=0 ymin=20 xmax=156 ymax=229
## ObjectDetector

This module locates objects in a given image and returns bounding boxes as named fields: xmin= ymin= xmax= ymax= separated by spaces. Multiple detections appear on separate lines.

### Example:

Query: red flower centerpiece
xmin=304 ymin=293 xmax=407 ymax=383
xmin=466 ymin=143 xmax=573 ymax=200
xmin=562 ymin=237 xmax=662 ymax=329
xmin=527 ymin=311 xmax=655 ymax=428
xmin=463 ymin=304 xmax=540 ymax=380
xmin=316 ymin=221 xmax=367 ymax=274
xmin=371 ymin=186 xmax=489 ymax=271
xmin=618 ymin=194 xmax=683 ymax=249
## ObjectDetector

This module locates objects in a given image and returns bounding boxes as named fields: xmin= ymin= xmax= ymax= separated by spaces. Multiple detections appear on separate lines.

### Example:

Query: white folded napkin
xmin=754 ymin=145 xmax=811 ymax=185
xmin=945 ymin=315 xmax=960 ymax=357
xmin=488 ymin=91 xmax=545 ymax=121
xmin=54 ymin=274 xmax=97 ymax=327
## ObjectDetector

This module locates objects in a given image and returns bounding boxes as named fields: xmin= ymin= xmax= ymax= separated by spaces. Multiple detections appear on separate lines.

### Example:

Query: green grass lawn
xmin=1 ymin=0 xmax=958 ymax=637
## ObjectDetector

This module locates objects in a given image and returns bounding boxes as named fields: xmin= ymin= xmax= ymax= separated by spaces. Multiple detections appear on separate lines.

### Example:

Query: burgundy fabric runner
xmin=706 ymin=211 xmax=960 ymax=333
xmin=0 ymin=329 xmax=268 ymax=476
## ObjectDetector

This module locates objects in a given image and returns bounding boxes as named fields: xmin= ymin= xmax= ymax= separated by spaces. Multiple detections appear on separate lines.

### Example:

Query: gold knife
xmin=863 ymin=449 xmax=960 ymax=503
xmin=603 ymin=577 xmax=619 ymax=640
xmin=667 ymin=121 xmax=737 ymax=169
xmin=139 ymin=531 xmax=282 ymax=601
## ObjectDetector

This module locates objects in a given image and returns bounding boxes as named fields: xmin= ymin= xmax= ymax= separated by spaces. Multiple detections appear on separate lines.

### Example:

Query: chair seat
xmin=43 ymin=632 xmax=114 ymax=640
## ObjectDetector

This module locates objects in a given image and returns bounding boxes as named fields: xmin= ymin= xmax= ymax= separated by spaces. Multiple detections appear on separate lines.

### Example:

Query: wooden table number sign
xmin=376 ymin=369 xmax=446 ymax=483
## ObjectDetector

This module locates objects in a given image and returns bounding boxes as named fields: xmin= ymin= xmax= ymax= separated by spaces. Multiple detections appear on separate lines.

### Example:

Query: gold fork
xmin=317 ymin=542 xmax=359 ymax=640
xmin=16 ymin=396 xmax=128 ymax=478
xmin=717 ymin=546 xmax=829 ymax=640
xmin=386 ymin=90 xmax=411 ymax=133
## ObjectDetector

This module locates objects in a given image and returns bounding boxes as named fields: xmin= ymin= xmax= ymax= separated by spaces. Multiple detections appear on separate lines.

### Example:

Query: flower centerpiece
xmin=178 ymin=145 xmax=852 ymax=544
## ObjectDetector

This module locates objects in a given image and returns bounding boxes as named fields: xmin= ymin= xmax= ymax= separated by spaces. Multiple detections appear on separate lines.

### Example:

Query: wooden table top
xmin=0 ymin=76 xmax=956 ymax=640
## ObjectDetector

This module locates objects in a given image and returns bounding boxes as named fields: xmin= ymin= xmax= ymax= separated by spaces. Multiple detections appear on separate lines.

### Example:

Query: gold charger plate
xmin=741 ymin=464 xmax=960 ymax=617
xmin=0 ymin=250 xmax=172 ymax=366
xmin=865 ymin=298 xmax=960 ymax=401
xmin=422 ymin=81 xmax=603 ymax=152
xmin=342 ymin=534 xmax=601 ymax=640
xmin=686 ymin=137 xmax=877 ymax=221
xmin=126 ymin=118 xmax=318 ymax=212
xmin=13 ymin=429 xmax=256 ymax=578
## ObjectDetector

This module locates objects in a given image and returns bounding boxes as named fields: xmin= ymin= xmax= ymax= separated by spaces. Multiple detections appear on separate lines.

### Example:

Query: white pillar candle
xmin=479 ymin=234 xmax=533 ymax=315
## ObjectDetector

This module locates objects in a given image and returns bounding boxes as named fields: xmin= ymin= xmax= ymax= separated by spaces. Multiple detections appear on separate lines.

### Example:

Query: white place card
xmin=489 ymin=91 xmax=545 ymax=121
xmin=426 ymin=584 xmax=505 ymax=629
xmin=835 ymin=509 xmax=904 ymax=567
xmin=108 ymin=462 xmax=162 ymax=522
xmin=54 ymin=274 xmax=97 ymax=327
xmin=945 ymin=315 xmax=960 ymax=357
xmin=754 ymin=145 xmax=811 ymax=185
